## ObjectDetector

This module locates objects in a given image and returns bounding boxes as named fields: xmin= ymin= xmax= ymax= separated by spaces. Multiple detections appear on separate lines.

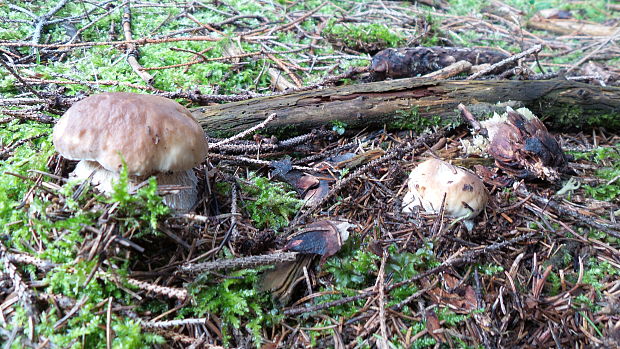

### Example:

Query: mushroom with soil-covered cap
xmin=53 ymin=92 xmax=209 ymax=212
xmin=402 ymin=158 xmax=488 ymax=231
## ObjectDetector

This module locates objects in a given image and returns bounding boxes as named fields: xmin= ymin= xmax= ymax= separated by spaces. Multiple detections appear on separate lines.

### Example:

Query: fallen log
xmin=370 ymin=47 xmax=510 ymax=80
xmin=191 ymin=78 xmax=620 ymax=135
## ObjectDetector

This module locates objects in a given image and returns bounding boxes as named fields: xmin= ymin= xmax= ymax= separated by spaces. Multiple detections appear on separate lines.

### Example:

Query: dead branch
xmin=0 ymin=241 xmax=37 ymax=339
xmin=467 ymin=45 xmax=542 ymax=80
xmin=179 ymin=252 xmax=299 ymax=274
xmin=122 ymin=2 xmax=154 ymax=84
xmin=422 ymin=60 xmax=472 ymax=79
xmin=30 ymin=0 xmax=70 ymax=47
xmin=516 ymin=185 xmax=620 ymax=239
xmin=0 ymin=58 xmax=44 ymax=99
xmin=192 ymin=78 xmax=620 ymax=134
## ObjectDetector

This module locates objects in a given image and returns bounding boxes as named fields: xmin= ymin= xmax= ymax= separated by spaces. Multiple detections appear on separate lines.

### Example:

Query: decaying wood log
xmin=191 ymin=78 xmax=620 ymax=135
xmin=370 ymin=47 xmax=510 ymax=80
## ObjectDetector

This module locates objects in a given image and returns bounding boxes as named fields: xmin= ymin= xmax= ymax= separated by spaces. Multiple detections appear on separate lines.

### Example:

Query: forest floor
xmin=1 ymin=0 xmax=620 ymax=348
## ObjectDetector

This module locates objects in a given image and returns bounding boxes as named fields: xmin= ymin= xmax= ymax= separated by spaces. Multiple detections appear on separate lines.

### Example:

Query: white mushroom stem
xmin=155 ymin=169 xmax=199 ymax=213
xmin=72 ymin=160 xmax=117 ymax=194
xmin=70 ymin=160 xmax=198 ymax=212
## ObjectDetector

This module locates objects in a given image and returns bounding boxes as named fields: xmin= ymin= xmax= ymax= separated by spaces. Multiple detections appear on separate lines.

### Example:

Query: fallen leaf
xmin=260 ymin=219 xmax=354 ymax=303
xmin=270 ymin=159 xmax=333 ymax=206
xmin=259 ymin=255 xmax=314 ymax=305
xmin=284 ymin=219 xmax=353 ymax=264
xmin=425 ymin=310 xmax=446 ymax=343
xmin=473 ymin=164 xmax=513 ymax=187
xmin=426 ymin=274 xmax=478 ymax=313
xmin=302 ymin=177 xmax=330 ymax=207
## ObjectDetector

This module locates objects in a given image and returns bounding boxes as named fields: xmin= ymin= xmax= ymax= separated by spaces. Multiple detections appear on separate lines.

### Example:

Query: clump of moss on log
xmin=538 ymin=104 xmax=620 ymax=130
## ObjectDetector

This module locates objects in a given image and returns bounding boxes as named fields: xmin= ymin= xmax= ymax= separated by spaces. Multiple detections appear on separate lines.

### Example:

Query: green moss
xmin=0 ymin=124 xmax=54 ymax=230
xmin=478 ymin=263 xmax=505 ymax=276
xmin=0 ymin=121 xmax=171 ymax=346
xmin=543 ymin=249 xmax=619 ymax=302
xmin=388 ymin=106 xmax=458 ymax=133
xmin=447 ymin=0 xmax=491 ymax=16
xmin=110 ymin=170 xmax=171 ymax=231
xmin=418 ymin=13 xmax=443 ymax=47
xmin=325 ymin=248 xmax=379 ymax=290
xmin=323 ymin=19 xmax=405 ymax=52
xmin=331 ymin=120 xmax=348 ymax=135
xmin=581 ymin=258 xmax=620 ymax=290
xmin=503 ymin=0 xmax=612 ymax=22
xmin=569 ymin=144 xmax=620 ymax=201
xmin=185 ymin=263 xmax=279 ymax=347
xmin=319 ymin=239 xmax=440 ymax=322
xmin=240 ymin=173 xmax=303 ymax=230
xmin=537 ymin=103 xmax=620 ymax=131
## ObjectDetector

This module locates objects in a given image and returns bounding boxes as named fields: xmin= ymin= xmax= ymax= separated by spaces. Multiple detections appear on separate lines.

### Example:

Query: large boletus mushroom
xmin=53 ymin=92 xmax=209 ymax=212
xmin=402 ymin=158 xmax=488 ymax=231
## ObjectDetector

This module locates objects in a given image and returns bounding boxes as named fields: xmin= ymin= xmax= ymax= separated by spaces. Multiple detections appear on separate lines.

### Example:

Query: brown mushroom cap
xmin=402 ymin=158 xmax=488 ymax=221
xmin=53 ymin=92 xmax=208 ymax=176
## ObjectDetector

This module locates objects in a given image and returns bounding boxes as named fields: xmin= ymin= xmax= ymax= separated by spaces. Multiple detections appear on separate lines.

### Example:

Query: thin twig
xmin=284 ymin=232 xmax=536 ymax=316
xmin=211 ymin=113 xmax=277 ymax=149
xmin=377 ymin=252 xmax=389 ymax=349
xmin=101 ymin=272 xmax=188 ymax=300
xmin=31 ymin=0 xmax=70 ymax=47
xmin=1 ymin=134 xmax=48 ymax=160
xmin=141 ymin=318 xmax=207 ymax=328
xmin=209 ymin=153 xmax=315 ymax=172
xmin=566 ymin=27 xmax=620 ymax=73
xmin=179 ymin=252 xmax=299 ymax=274
xmin=53 ymin=296 xmax=88 ymax=330
xmin=516 ymin=185 xmax=620 ymax=239
xmin=229 ymin=182 xmax=239 ymax=242
xmin=467 ymin=44 xmax=542 ymax=80
xmin=0 ymin=241 xmax=37 ymax=338
xmin=122 ymin=2 xmax=154 ymax=84
xmin=0 ymin=59 xmax=45 ymax=99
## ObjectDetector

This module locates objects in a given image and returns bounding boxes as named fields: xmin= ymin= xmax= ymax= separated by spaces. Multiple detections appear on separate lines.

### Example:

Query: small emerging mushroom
xmin=402 ymin=158 xmax=488 ymax=231
xmin=53 ymin=92 xmax=209 ymax=212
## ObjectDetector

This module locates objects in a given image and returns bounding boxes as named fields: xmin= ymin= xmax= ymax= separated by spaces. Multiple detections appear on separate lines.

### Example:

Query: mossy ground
xmin=1 ymin=0 xmax=619 ymax=348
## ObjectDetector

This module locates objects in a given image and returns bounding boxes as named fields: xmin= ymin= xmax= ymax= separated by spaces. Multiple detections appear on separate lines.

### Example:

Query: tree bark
xmin=191 ymin=78 xmax=620 ymax=135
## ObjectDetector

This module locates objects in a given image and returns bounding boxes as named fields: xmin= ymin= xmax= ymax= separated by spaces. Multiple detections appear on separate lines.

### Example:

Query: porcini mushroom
xmin=402 ymin=158 xmax=488 ymax=231
xmin=53 ymin=92 xmax=209 ymax=212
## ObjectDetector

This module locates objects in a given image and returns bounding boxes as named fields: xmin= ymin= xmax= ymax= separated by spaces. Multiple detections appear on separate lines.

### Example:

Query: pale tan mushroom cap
xmin=402 ymin=158 xmax=488 ymax=219
xmin=53 ymin=92 xmax=208 ymax=176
